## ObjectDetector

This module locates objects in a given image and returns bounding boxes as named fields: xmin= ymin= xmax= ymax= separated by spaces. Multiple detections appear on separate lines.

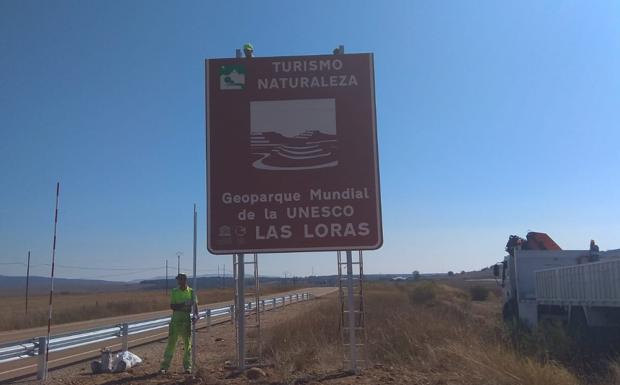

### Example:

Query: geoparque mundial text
xmin=220 ymin=187 xmax=372 ymax=240
xmin=257 ymin=58 xmax=359 ymax=90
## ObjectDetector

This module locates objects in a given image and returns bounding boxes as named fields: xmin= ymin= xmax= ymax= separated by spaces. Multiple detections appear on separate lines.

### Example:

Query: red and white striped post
xmin=43 ymin=182 xmax=60 ymax=380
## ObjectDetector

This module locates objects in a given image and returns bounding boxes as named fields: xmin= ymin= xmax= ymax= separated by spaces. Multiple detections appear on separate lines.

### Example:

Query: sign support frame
xmin=338 ymin=249 xmax=367 ymax=373
xmin=345 ymin=250 xmax=357 ymax=371
xmin=234 ymin=253 xmax=246 ymax=369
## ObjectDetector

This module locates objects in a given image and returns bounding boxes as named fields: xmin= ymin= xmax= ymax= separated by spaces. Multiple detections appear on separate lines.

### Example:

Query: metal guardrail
xmin=0 ymin=292 xmax=312 ymax=368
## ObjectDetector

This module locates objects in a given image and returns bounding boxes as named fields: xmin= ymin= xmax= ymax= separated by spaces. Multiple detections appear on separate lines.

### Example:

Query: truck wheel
xmin=503 ymin=299 xmax=518 ymax=322
xmin=568 ymin=306 xmax=588 ymax=343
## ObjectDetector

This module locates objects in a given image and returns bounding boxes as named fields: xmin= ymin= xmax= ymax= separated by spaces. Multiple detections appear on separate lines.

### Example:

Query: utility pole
xmin=165 ymin=259 xmax=169 ymax=294
xmin=25 ymin=251 xmax=31 ymax=314
xmin=176 ymin=251 xmax=183 ymax=275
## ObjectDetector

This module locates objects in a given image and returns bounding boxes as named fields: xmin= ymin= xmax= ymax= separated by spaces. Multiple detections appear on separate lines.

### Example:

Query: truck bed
xmin=536 ymin=258 xmax=620 ymax=307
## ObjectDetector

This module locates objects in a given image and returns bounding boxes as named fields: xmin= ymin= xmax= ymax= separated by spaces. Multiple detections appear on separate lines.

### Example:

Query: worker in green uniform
xmin=160 ymin=273 xmax=197 ymax=374
xmin=243 ymin=42 xmax=254 ymax=58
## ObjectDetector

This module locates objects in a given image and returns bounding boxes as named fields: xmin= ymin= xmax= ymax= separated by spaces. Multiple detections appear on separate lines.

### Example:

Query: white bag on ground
xmin=91 ymin=349 xmax=142 ymax=373
xmin=112 ymin=351 xmax=142 ymax=372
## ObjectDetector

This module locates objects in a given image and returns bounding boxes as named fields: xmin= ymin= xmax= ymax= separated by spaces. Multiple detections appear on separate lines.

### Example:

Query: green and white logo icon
xmin=220 ymin=65 xmax=245 ymax=90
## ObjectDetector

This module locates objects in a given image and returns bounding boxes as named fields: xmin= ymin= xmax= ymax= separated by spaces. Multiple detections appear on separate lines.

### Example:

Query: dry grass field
xmin=261 ymin=281 xmax=620 ymax=385
xmin=13 ymin=281 xmax=620 ymax=385
xmin=0 ymin=284 xmax=302 ymax=332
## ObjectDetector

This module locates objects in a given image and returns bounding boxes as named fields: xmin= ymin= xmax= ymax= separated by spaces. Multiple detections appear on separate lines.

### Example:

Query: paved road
xmin=0 ymin=287 xmax=338 ymax=383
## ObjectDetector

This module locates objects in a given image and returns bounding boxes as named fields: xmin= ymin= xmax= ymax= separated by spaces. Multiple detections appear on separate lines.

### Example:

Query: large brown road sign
xmin=206 ymin=53 xmax=382 ymax=254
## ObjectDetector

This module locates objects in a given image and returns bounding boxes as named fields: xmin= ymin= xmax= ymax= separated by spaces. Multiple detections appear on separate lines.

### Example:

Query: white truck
xmin=495 ymin=232 xmax=620 ymax=329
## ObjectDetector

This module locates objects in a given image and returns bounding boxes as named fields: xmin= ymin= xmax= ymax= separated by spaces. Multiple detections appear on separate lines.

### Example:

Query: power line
xmin=1 ymin=262 xmax=163 ymax=271
xmin=2 ymin=260 xmax=228 ymax=280
xmin=53 ymin=264 xmax=163 ymax=271
xmin=87 ymin=270 xmax=165 ymax=279
xmin=29 ymin=263 xmax=164 ymax=271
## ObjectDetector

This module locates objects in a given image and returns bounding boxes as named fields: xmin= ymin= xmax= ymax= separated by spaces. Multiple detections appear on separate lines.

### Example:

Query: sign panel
xmin=206 ymin=53 xmax=382 ymax=254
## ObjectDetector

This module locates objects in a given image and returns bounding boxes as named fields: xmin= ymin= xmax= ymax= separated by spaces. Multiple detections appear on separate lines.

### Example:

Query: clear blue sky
xmin=1 ymin=1 xmax=619 ymax=281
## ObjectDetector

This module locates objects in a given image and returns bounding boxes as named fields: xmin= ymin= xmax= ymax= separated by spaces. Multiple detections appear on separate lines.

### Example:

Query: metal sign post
xmin=345 ymin=250 xmax=357 ymax=371
xmin=232 ymin=250 xmax=261 ymax=369
xmin=235 ymin=253 xmax=245 ymax=369
xmin=338 ymin=49 xmax=357 ymax=372
xmin=250 ymin=253 xmax=261 ymax=363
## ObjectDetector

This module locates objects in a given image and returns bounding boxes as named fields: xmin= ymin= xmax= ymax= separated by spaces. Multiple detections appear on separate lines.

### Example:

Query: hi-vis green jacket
xmin=170 ymin=287 xmax=197 ymax=322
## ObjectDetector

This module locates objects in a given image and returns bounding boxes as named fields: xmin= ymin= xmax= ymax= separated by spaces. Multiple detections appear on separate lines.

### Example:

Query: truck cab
xmin=499 ymin=249 xmax=586 ymax=326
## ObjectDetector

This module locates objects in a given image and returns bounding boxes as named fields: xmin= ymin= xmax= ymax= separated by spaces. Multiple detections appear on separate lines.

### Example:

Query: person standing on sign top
xmin=589 ymin=239 xmax=600 ymax=262
xmin=160 ymin=273 xmax=198 ymax=374
xmin=243 ymin=43 xmax=254 ymax=58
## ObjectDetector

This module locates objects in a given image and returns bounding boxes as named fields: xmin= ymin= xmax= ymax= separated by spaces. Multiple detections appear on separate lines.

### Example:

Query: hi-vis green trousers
xmin=160 ymin=317 xmax=191 ymax=370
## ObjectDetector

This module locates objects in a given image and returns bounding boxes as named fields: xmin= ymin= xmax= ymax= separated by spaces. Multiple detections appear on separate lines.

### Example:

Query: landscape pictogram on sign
xmin=250 ymin=99 xmax=338 ymax=171
xmin=219 ymin=64 xmax=246 ymax=90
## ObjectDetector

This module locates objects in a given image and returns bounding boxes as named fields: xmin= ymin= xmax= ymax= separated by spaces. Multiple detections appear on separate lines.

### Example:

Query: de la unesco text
xmin=219 ymin=187 xmax=374 ymax=240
